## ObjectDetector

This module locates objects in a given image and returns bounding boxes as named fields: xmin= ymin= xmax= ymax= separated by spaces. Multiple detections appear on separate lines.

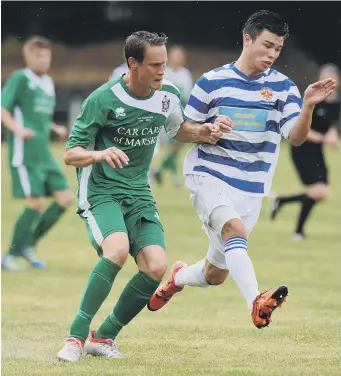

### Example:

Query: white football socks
xmin=223 ymin=236 xmax=259 ymax=310
xmin=174 ymin=259 xmax=210 ymax=287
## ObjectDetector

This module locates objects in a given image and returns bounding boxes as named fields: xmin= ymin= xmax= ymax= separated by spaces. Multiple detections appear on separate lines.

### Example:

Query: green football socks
xmin=69 ymin=257 xmax=122 ymax=342
xmin=94 ymin=271 xmax=160 ymax=340
xmin=26 ymin=202 xmax=65 ymax=247
xmin=6 ymin=207 xmax=41 ymax=256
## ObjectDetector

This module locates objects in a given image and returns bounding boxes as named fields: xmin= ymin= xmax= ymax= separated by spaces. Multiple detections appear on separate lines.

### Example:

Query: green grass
xmin=1 ymin=142 xmax=341 ymax=376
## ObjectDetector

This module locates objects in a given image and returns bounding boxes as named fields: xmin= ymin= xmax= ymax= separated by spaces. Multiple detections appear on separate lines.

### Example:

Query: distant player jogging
xmin=271 ymin=63 xmax=340 ymax=240
xmin=1 ymin=36 xmax=73 ymax=271
xmin=148 ymin=11 xmax=337 ymax=329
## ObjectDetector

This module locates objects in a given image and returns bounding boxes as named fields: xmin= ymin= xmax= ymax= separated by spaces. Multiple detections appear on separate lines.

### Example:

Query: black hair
xmin=243 ymin=10 xmax=289 ymax=40
xmin=125 ymin=31 xmax=168 ymax=68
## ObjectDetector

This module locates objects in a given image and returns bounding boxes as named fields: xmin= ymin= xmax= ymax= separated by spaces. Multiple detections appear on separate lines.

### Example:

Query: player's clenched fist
xmin=199 ymin=123 xmax=224 ymax=144
xmin=93 ymin=147 xmax=129 ymax=169
xmin=214 ymin=115 xmax=233 ymax=132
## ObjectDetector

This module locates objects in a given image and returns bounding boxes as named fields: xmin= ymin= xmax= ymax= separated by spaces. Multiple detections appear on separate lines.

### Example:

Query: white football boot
xmin=84 ymin=330 xmax=125 ymax=358
xmin=57 ymin=337 xmax=84 ymax=362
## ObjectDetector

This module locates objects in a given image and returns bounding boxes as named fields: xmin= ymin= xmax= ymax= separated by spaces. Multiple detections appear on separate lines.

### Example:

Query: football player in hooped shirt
xmin=148 ymin=11 xmax=337 ymax=330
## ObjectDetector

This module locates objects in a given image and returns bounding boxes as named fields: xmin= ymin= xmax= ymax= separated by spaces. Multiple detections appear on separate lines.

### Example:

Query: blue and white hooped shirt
xmin=183 ymin=63 xmax=302 ymax=197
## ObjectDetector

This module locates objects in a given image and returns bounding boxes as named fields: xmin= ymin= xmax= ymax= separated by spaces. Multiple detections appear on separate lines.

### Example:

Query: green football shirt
xmin=66 ymin=76 xmax=187 ymax=210
xmin=1 ymin=68 xmax=56 ymax=167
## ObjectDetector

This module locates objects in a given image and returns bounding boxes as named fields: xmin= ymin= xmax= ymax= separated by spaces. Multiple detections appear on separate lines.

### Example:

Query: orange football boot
xmin=252 ymin=285 xmax=288 ymax=328
xmin=147 ymin=261 xmax=186 ymax=311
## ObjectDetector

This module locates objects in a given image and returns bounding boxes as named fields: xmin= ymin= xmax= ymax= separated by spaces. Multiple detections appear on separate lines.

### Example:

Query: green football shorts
xmin=80 ymin=197 xmax=165 ymax=260
xmin=10 ymin=157 xmax=69 ymax=198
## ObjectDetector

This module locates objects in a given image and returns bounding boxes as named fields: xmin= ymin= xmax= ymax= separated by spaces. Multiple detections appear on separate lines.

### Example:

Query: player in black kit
xmin=271 ymin=64 xmax=340 ymax=240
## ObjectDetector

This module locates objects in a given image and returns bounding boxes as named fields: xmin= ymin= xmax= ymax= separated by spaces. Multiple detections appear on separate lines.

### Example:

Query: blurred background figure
xmin=1 ymin=36 xmax=74 ymax=271
xmin=271 ymin=63 xmax=340 ymax=240
xmin=109 ymin=49 xmax=128 ymax=81
xmin=165 ymin=46 xmax=193 ymax=104
xmin=153 ymin=45 xmax=193 ymax=187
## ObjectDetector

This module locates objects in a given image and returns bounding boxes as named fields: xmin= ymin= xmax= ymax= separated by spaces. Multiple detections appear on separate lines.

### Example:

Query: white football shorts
xmin=185 ymin=174 xmax=262 ymax=270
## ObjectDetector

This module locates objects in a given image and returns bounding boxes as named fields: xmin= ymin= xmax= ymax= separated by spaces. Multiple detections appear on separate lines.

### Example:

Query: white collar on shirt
xmin=24 ymin=68 xmax=55 ymax=96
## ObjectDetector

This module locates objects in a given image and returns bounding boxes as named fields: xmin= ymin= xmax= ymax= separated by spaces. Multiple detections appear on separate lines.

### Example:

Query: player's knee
xmin=143 ymin=259 xmax=168 ymax=281
xmin=204 ymin=266 xmax=228 ymax=286
xmin=137 ymin=246 xmax=168 ymax=281
xmin=307 ymin=184 xmax=329 ymax=202
xmin=26 ymin=196 xmax=45 ymax=211
xmin=103 ymin=246 xmax=129 ymax=265
xmin=317 ymin=185 xmax=329 ymax=201
xmin=54 ymin=190 xmax=74 ymax=208
xmin=101 ymin=233 xmax=130 ymax=266
xmin=221 ymin=218 xmax=246 ymax=240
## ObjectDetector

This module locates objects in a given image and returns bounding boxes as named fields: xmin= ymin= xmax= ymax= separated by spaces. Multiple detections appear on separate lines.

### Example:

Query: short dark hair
xmin=243 ymin=10 xmax=289 ymax=40
xmin=125 ymin=31 xmax=168 ymax=68
xmin=24 ymin=36 xmax=51 ymax=51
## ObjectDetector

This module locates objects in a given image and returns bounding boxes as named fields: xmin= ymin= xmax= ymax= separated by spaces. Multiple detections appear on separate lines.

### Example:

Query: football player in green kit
xmin=57 ymin=31 xmax=232 ymax=362
xmin=1 ymin=36 xmax=74 ymax=271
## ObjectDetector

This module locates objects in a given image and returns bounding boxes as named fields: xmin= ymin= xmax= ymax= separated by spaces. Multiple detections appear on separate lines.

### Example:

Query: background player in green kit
xmin=1 ymin=36 xmax=74 ymax=271
xmin=57 ymin=31 xmax=232 ymax=362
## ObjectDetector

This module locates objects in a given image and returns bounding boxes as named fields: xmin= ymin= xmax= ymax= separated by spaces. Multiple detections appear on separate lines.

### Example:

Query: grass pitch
xmin=1 ymin=142 xmax=340 ymax=376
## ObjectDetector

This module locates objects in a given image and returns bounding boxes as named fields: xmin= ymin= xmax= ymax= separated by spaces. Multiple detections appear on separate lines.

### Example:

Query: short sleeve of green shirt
xmin=1 ymin=71 xmax=26 ymax=112
xmin=165 ymin=103 xmax=187 ymax=138
xmin=163 ymin=84 xmax=188 ymax=138
xmin=66 ymin=93 xmax=107 ymax=149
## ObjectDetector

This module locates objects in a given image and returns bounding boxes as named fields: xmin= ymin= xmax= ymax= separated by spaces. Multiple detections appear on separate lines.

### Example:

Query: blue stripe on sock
xmin=224 ymin=237 xmax=247 ymax=246
xmin=226 ymin=237 xmax=247 ymax=242
xmin=225 ymin=239 xmax=247 ymax=247
xmin=225 ymin=244 xmax=248 ymax=250
xmin=224 ymin=245 xmax=248 ymax=253
xmin=224 ymin=237 xmax=248 ymax=253
xmin=225 ymin=242 xmax=248 ymax=249
xmin=225 ymin=243 xmax=248 ymax=249
xmin=225 ymin=236 xmax=247 ymax=243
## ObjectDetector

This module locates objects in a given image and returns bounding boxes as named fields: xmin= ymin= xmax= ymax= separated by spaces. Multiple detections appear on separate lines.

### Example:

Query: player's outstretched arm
xmin=174 ymin=116 xmax=232 ymax=144
xmin=289 ymin=78 xmax=336 ymax=146
xmin=64 ymin=146 xmax=129 ymax=169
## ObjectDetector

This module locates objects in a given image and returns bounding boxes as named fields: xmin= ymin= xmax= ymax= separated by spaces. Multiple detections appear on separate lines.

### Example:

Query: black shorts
xmin=291 ymin=143 xmax=328 ymax=185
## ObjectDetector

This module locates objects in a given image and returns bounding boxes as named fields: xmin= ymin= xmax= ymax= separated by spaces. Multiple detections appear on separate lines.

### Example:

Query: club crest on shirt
xmin=115 ymin=107 xmax=126 ymax=117
xmin=260 ymin=87 xmax=273 ymax=101
xmin=162 ymin=95 xmax=170 ymax=112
